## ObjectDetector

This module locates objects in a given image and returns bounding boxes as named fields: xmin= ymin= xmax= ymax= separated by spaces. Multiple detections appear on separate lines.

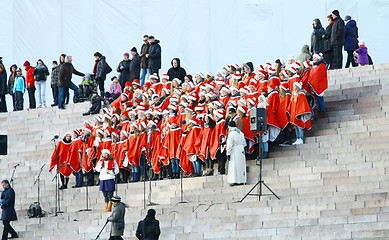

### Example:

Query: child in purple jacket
xmin=355 ymin=41 xmax=369 ymax=66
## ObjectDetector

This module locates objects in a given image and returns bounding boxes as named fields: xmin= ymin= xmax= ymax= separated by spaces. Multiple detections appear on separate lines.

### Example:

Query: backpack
xmin=28 ymin=202 xmax=43 ymax=218
xmin=105 ymin=62 xmax=112 ymax=74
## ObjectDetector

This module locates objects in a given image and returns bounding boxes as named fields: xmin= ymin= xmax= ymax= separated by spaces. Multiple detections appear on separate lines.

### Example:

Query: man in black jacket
xmin=1 ymin=180 xmax=18 ymax=240
xmin=330 ymin=10 xmax=345 ymax=69
xmin=0 ymin=62 xmax=7 ymax=113
xmin=136 ymin=209 xmax=160 ymax=240
xmin=129 ymin=47 xmax=141 ymax=82
xmin=117 ymin=53 xmax=131 ymax=90
xmin=32 ymin=59 xmax=50 ymax=108
xmin=146 ymin=36 xmax=161 ymax=76
xmin=58 ymin=56 xmax=84 ymax=110
xmin=139 ymin=35 xmax=150 ymax=86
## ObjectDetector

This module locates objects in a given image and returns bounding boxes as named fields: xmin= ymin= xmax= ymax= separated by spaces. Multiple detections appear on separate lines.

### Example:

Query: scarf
xmin=103 ymin=158 xmax=114 ymax=170
xmin=93 ymin=60 xmax=99 ymax=74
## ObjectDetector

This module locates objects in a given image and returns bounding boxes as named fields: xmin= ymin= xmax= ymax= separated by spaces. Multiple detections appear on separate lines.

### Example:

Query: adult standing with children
xmin=344 ymin=15 xmax=358 ymax=68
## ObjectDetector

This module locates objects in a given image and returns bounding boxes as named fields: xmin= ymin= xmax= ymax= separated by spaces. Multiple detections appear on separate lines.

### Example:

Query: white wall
xmin=0 ymin=0 xmax=388 ymax=109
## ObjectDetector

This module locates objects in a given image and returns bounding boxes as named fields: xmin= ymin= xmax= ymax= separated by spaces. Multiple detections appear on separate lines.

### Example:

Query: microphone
xmin=181 ymin=120 xmax=186 ymax=125
xmin=117 ymin=126 xmax=123 ymax=131
xmin=14 ymin=164 xmax=19 ymax=168
xmin=40 ymin=164 xmax=45 ymax=170
xmin=51 ymin=135 xmax=59 ymax=141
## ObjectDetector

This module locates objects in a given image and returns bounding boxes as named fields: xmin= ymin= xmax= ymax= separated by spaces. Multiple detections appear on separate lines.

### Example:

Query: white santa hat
xmin=238 ymin=98 xmax=246 ymax=106
xmin=247 ymin=98 xmax=256 ymax=106
xmin=303 ymin=61 xmax=312 ymax=68
xmin=101 ymin=149 xmax=111 ymax=156
xmin=96 ymin=129 xmax=104 ymax=136
xmin=238 ymin=106 xmax=246 ymax=114
xmin=229 ymin=86 xmax=238 ymax=93
xmin=214 ymin=101 xmax=224 ymax=107
xmin=258 ymin=95 xmax=266 ymax=102
xmin=313 ymin=53 xmax=323 ymax=60
xmin=163 ymin=110 xmax=169 ymax=115
xmin=83 ymin=120 xmax=92 ymax=126
xmin=172 ymin=78 xmax=181 ymax=85
xmin=239 ymin=88 xmax=248 ymax=94
xmin=195 ymin=106 xmax=204 ymax=112
xmin=288 ymin=55 xmax=295 ymax=61
xmin=120 ymin=130 xmax=128 ymax=138
xmin=161 ymin=73 xmax=169 ymax=79
xmin=293 ymin=81 xmax=302 ymax=89
xmin=149 ymin=74 xmax=159 ymax=80
xmin=162 ymin=88 xmax=170 ymax=95
xmin=214 ymin=110 xmax=223 ymax=119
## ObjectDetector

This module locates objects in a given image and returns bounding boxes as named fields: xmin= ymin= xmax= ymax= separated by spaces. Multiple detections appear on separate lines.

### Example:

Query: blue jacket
xmin=1 ymin=186 xmax=17 ymax=221
xmin=13 ymin=75 xmax=26 ymax=94
xmin=344 ymin=20 xmax=358 ymax=51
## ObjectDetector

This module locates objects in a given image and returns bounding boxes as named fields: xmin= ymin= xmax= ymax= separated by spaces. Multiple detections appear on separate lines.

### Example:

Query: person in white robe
xmin=226 ymin=120 xmax=247 ymax=187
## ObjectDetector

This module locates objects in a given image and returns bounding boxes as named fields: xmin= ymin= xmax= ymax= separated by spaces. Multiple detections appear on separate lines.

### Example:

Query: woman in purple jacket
xmin=355 ymin=41 xmax=369 ymax=66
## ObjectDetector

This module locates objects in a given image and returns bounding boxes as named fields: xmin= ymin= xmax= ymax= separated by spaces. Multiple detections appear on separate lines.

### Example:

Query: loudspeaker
xmin=0 ymin=135 xmax=7 ymax=155
xmin=250 ymin=108 xmax=267 ymax=132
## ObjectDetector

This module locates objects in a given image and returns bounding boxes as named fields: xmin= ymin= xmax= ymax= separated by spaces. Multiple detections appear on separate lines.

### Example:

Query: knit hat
xmin=52 ymin=61 xmax=58 ymax=65
xmin=23 ymin=61 xmax=30 ymax=67
xmin=123 ymin=52 xmax=130 ymax=57
xmin=111 ymin=76 xmax=118 ymax=81
xmin=332 ymin=10 xmax=340 ymax=17
xmin=130 ymin=47 xmax=137 ymax=52
xmin=344 ymin=15 xmax=351 ymax=21
xmin=16 ymin=68 xmax=22 ymax=72
xmin=111 ymin=195 xmax=121 ymax=202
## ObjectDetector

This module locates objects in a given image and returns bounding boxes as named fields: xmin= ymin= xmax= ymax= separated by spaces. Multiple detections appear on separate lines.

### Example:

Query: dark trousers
xmin=60 ymin=174 xmax=69 ymax=187
xmin=10 ymin=93 xmax=16 ymax=111
xmin=150 ymin=66 xmax=159 ymax=76
xmin=88 ymin=103 xmax=101 ymax=115
xmin=103 ymin=191 xmax=113 ymax=203
xmin=75 ymin=170 xmax=83 ymax=187
xmin=0 ymin=94 xmax=6 ymax=112
xmin=2 ymin=220 xmax=18 ymax=240
xmin=345 ymin=50 xmax=358 ymax=68
xmin=86 ymin=170 xmax=95 ymax=186
xmin=109 ymin=236 xmax=123 ymax=240
xmin=14 ymin=91 xmax=24 ymax=111
xmin=97 ymin=79 xmax=105 ymax=97
xmin=323 ymin=50 xmax=333 ymax=69
xmin=215 ymin=149 xmax=227 ymax=174
xmin=51 ymin=85 xmax=58 ymax=105
xmin=58 ymin=86 xmax=67 ymax=109
xmin=332 ymin=44 xmax=343 ymax=69
xmin=27 ymin=87 xmax=36 ymax=109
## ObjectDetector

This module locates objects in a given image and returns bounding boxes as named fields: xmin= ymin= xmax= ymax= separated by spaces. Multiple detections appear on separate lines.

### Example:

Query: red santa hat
xmin=144 ymin=82 xmax=152 ymax=88
xmin=94 ymin=115 xmax=103 ymax=123
xmin=258 ymin=64 xmax=265 ymax=71
xmin=247 ymin=98 xmax=256 ymax=106
xmin=152 ymin=94 xmax=160 ymax=99
xmin=149 ymin=74 xmax=158 ymax=80
xmin=104 ymin=128 xmax=112 ymax=136
xmin=132 ymin=79 xmax=140 ymax=86
xmin=228 ymin=100 xmax=237 ymax=107
xmin=153 ymin=109 xmax=162 ymax=115
xmin=239 ymin=88 xmax=248 ymax=94
xmin=287 ymin=66 xmax=297 ymax=74
xmin=96 ymin=129 xmax=104 ymax=136
xmin=125 ymin=82 xmax=132 ymax=87
xmin=238 ymin=98 xmax=246 ymax=106
xmin=280 ymin=82 xmax=289 ymax=91
xmin=229 ymin=86 xmax=238 ymax=93
xmin=162 ymin=73 xmax=169 ymax=80
xmin=224 ymin=65 xmax=231 ymax=71
xmin=172 ymin=78 xmax=181 ymax=85
xmin=313 ymin=53 xmax=323 ymax=60
xmin=293 ymin=61 xmax=301 ymax=69
xmin=112 ymin=113 xmax=120 ymax=120
xmin=185 ymin=106 xmax=195 ymax=113
xmin=258 ymin=70 xmax=267 ymax=77
xmin=194 ymin=106 xmax=204 ymax=112
xmin=214 ymin=101 xmax=224 ymax=107
xmin=168 ymin=104 xmax=177 ymax=111
xmin=293 ymin=81 xmax=302 ymax=89
xmin=162 ymin=88 xmax=170 ymax=95
xmin=268 ymin=67 xmax=276 ymax=74
xmin=268 ymin=81 xmax=277 ymax=91
xmin=73 ymin=129 xmax=82 ymax=136
xmin=232 ymin=73 xmax=242 ymax=80
xmin=120 ymin=130 xmax=128 ymax=138
xmin=303 ymin=61 xmax=312 ymax=68
xmin=84 ymin=125 xmax=93 ymax=133
xmin=83 ymin=120 xmax=92 ymax=126
xmin=188 ymin=93 xmax=197 ymax=101
xmin=187 ymin=81 xmax=195 ymax=90
xmin=237 ymin=106 xmax=247 ymax=114
xmin=213 ymin=110 xmax=224 ymax=119
xmin=121 ymin=92 xmax=129 ymax=99
xmin=265 ymin=62 xmax=272 ymax=68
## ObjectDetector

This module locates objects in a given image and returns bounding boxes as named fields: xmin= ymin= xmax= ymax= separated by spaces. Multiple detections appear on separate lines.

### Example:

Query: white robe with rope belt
xmin=226 ymin=127 xmax=247 ymax=184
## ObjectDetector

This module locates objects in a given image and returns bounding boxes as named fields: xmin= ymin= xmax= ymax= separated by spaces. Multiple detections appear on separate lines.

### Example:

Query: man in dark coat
xmin=311 ymin=18 xmax=325 ymax=54
xmin=1 ymin=180 xmax=18 ymax=240
xmin=117 ymin=53 xmax=131 ymax=90
xmin=146 ymin=36 xmax=161 ymax=76
xmin=0 ymin=62 xmax=7 ymax=112
xmin=323 ymin=15 xmax=334 ymax=69
xmin=136 ymin=209 xmax=160 ymax=240
xmin=94 ymin=52 xmax=111 ymax=97
xmin=167 ymin=58 xmax=186 ymax=81
xmin=139 ymin=35 xmax=150 ymax=86
xmin=107 ymin=196 xmax=125 ymax=240
xmin=344 ymin=15 xmax=358 ymax=68
xmin=58 ymin=56 xmax=84 ymax=110
xmin=330 ymin=10 xmax=345 ymax=69
xmin=129 ymin=47 xmax=141 ymax=82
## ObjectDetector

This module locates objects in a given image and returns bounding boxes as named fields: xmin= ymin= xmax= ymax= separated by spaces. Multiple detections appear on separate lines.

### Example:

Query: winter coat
xmin=356 ymin=45 xmax=369 ymax=65
xmin=344 ymin=19 xmax=358 ymax=51
xmin=311 ymin=18 xmax=325 ymax=54
xmin=136 ymin=217 xmax=161 ymax=240
xmin=148 ymin=40 xmax=162 ymax=69
xmin=167 ymin=58 xmax=187 ymax=81
xmin=25 ymin=66 xmax=35 ymax=88
xmin=331 ymin=16 xmax=345 ymax=46
xmin=1 ymin=185 xmax=17 ymax=221
xmin=0 ymin=70 xmax=7 ymax=95
xmin=107 ymin=202 xmax=125 ymax=237
xmin=95 ymin=56 xmax=109 ymax=81
xmin=13 ymin=75 xmax=26 ymax=93
xmin=109 ymin=82 xmax=122 ymax=95
xmin=8 ymin=65 xmax=17 ymax=95
xmin=32 ymin=63 xmax=50 ymax=82
xmin=51 ymin=66 xmax=60 ymax=86
xmin=117 ymin=60 xmax=131 ymax=84
xmin=323 ymin=22 xmax=333 ymax=52
xmin=140 ymin=43 xmax=149 ymax=69
xmin=58 ymin=63 xmax=84 ymax=87
xmin=129 ymin=53 xmax=141 ymax=81
xmin=296 ymin=45 xmax=312 ymax=63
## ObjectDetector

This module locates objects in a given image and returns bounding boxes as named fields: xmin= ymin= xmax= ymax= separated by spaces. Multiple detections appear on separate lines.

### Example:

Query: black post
xmin=147 ymin=128 xmax=158 ymax=207
xmin=79 ymin=141 xmax=92 ymax=212
xmin=177 ymin=124 xmax=187 ymax=204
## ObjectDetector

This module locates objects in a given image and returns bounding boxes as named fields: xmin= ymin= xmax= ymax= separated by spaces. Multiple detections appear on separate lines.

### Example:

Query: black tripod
xmin=51 ymin=138 xmax=64 ymax=216
xmin=176 ymin=122 xmax=188 ymax=204
xmin=146 ymin=128 xmax=158 ymax=207
xmin=240 ymin=135 xmax=279 ymax=202
xmin=34 ymin=164 xmax=45 ymax=223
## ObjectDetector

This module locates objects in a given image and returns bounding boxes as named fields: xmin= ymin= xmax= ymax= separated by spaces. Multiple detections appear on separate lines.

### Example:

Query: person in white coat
xmin=226 ymin=120 xmax=247 ymax=187
xmin=96 ymin=149 xmax=119 ymax=212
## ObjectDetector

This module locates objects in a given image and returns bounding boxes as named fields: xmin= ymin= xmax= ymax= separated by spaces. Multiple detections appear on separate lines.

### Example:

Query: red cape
xmin=309 ymin=63 xmax=328 ymax=95
xmin=50 ymin=140 xmax=73 ymax=177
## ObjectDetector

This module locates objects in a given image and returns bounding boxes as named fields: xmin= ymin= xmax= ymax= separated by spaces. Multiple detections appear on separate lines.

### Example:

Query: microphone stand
xmin=9 ymin=164 xmax=19 ymax=188
xmin=177 ymin=126 xmax=187 ymax=204
xmin=79 ymin=141 xmax=92 ymax=212
xmin=147 ymin=128 xmax=158 ymax=207
xmin=51 ymin=138 xmax=65 ymax=216
xmin=34 ymin=164 xmax=45 ymax=223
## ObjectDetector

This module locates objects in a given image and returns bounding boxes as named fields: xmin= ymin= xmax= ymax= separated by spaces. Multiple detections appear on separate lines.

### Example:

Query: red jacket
xmin=25 ymin=66 xmax=35 ymax=88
